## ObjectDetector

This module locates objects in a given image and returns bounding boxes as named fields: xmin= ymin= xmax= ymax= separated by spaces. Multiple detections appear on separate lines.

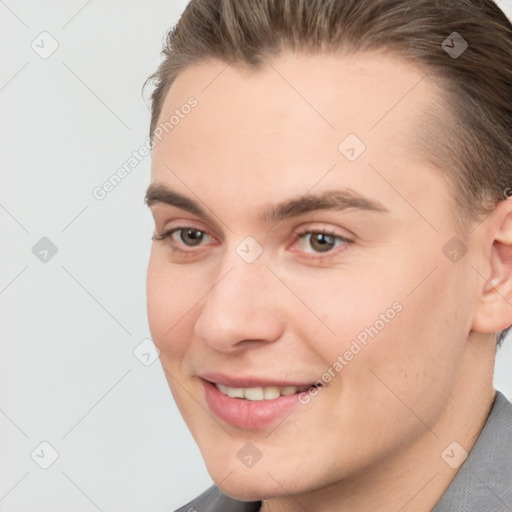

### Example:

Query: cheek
xmin=329 ymin=264 xmax=470 ymax=428
xmin=291 ymin=255 xmax=469 ymax=406
xmin=146 ymin=250 xmax=204 ymax=357
xmin=284 ymin=266 xmax=401 ymax=352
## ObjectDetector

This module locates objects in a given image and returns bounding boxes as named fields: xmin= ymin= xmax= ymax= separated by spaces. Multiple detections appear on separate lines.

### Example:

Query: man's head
xmin=144 ymin=0 xmax=512 ymax=505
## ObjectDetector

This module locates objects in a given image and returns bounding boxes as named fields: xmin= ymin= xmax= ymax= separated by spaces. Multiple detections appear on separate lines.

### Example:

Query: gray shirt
xmin=175 ymin=391 xmax=512 ymax=512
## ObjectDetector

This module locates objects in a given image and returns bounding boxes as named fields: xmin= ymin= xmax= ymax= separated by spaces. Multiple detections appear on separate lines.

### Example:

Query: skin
xmin=146 ymin=52 xmax=512 ymax=511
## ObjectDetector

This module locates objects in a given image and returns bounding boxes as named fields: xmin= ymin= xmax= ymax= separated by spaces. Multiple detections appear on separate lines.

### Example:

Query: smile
xmin=201 ymin=377 xmax=322 ymax=429
xmin=215 ymin=383 xmax=312 ymax=401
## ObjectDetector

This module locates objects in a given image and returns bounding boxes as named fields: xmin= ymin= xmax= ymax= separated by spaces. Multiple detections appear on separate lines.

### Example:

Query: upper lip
xmin=200 ymin=372 xmax=316 ymax=388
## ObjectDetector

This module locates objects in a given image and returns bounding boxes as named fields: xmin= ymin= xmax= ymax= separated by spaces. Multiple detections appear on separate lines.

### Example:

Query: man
xmin=143 ymin=0 xmax=512 ymax=510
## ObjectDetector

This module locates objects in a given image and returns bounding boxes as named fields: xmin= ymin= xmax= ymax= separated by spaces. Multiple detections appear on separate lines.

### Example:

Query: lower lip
xmin=202 ymin=379 xmax=305 ymax=429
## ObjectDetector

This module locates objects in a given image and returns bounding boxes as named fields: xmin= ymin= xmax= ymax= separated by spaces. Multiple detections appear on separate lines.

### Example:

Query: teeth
xmin=281 ymin=386 xmax=299 ymax=396
xmin=215 ymin=383 xmax=312 ymax=400
xmin=264 ymin=386 xmax=281 ymax=400
xmin=244 ymin=387 xmax=265 ymax=401
xmin=227 ymin=387 xmax=245 ymax=398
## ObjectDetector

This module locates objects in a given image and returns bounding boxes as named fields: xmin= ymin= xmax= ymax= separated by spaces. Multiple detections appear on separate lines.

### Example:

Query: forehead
xmin=157 ymin=52 xmax=433 ymax=134
xmin=150 ymin=52 xmax=448 ymax=218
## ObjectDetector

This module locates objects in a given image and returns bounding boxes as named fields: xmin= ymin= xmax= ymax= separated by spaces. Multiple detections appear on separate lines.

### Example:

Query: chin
xmin=213 ymin=473 xmax=287 ymax=502
xmin=206 ymin=454 xmax=326 ymax=502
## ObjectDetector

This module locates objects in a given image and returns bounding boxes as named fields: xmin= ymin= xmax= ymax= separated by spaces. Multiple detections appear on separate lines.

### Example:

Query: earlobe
xmin=472 ymin=199 xmax=512 ymax=334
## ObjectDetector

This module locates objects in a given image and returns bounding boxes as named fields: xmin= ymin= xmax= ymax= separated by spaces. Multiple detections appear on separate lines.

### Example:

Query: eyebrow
xmin=144 ymin=183 xmax=389 ymax=223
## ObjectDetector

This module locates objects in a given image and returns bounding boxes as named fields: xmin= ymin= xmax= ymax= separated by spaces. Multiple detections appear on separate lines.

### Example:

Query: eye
xmin=175 ymin=228 xmax=207 ymax=246
xmin=152 ymin=227 xmax=214 ymax=250
xmin=295 ymin=230 xmax=351 ymax=254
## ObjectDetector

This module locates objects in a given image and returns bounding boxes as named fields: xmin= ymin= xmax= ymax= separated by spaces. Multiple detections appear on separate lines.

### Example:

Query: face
xmin=146 ymin=52 xmax=484 ymax=500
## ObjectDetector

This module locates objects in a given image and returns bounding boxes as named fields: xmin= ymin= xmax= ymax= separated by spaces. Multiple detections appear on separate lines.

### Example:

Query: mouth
xmin=200 ymin=375 xmax=321 ymax=429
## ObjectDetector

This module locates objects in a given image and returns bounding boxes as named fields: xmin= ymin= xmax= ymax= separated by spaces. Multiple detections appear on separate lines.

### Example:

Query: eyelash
xmin=151 ymin=228 xmax=215 ymax=254
xmin=152 ymin=225 xmax=353 ymax=259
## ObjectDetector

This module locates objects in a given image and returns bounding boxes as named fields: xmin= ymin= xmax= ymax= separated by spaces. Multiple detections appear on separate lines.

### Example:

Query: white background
xmin=1 ymin=1 xmax=511 ymax=511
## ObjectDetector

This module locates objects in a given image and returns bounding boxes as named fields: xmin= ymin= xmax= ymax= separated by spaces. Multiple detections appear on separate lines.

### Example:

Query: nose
xmin=194 ymin=261 xmax=285 ymax=353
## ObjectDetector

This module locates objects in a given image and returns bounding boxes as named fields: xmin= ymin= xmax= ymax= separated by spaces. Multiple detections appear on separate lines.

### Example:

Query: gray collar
xmin=433 ymin=390 xmax=512 ymax=512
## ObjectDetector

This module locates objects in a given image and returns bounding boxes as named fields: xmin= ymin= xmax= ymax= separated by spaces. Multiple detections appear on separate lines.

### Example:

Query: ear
xmin=472 ymin=198 xmax=512 ymax=335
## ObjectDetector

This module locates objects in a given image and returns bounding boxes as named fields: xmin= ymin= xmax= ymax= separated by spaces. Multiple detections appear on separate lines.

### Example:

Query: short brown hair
xmin=144 ymin=0 xmax=512 ymax=343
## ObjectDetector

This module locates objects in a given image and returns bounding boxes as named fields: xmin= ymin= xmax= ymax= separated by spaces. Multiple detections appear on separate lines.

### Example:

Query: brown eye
xmin=179 ymin=228 xmax=205 ymax=246
xmin=309 ymin=233 xmax=336 ymax=252
xmin=296 ymin=230 xmax=350 ymax=255
xmin=152 ymin=226 xmax=215 ymax=252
